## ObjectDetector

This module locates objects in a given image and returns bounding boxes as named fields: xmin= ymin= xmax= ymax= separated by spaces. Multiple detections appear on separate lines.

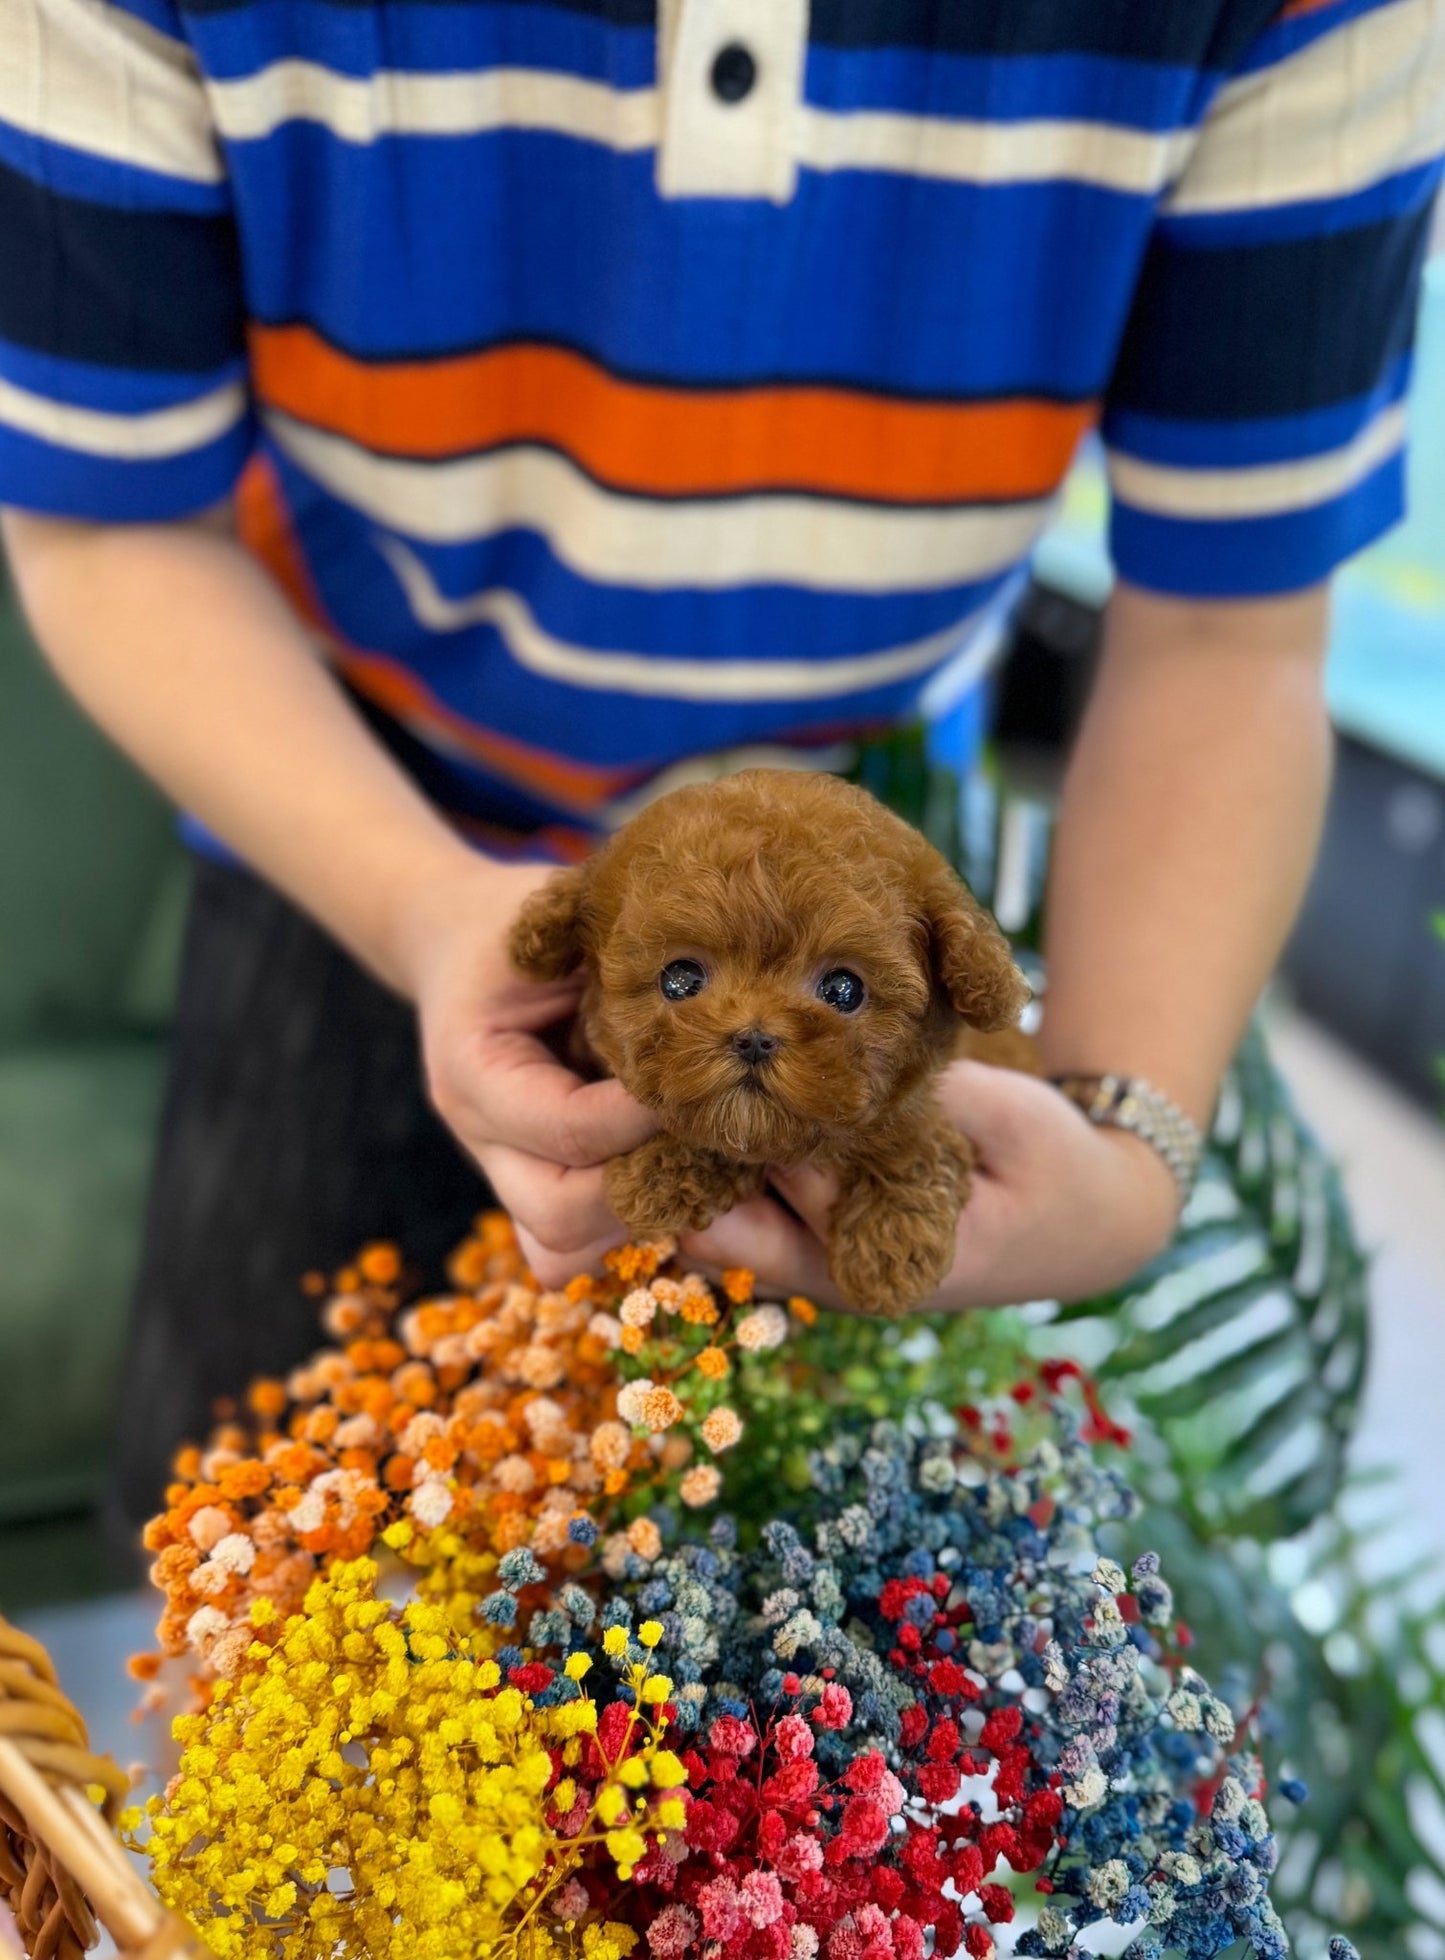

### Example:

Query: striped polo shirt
xmin=2 ymin=0 xmax=1442 ymax=855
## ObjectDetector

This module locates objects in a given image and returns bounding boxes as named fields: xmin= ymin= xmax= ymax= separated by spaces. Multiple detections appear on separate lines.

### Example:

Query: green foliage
xmin=1045 ymin=1024 xmax=1370 ymax=1543
xmin=1066 ymin=1042 xmax=1443 ymax=1960
xmin=726 ymin=1296 xmax=1028 ymax=1532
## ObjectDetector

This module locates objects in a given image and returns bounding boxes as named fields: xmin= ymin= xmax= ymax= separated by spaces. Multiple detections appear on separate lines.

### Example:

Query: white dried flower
xmin=209 ymin=1533 xmax=256 ymax=1577
xmin=616 ymin=1379 xmax=654 ymax=1424
xmin=734 ymin=1305 xmax=788 ymax=1351
xmin=409 ymin=1478 xmax=453 ymax=1528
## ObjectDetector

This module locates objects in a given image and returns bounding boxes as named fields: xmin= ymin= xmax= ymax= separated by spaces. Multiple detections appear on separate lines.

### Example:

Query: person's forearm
xmin=2 ymin=507 xmax=482 ymax=993
xmin=1038 ymin=579 xmax=1333 ymax=1125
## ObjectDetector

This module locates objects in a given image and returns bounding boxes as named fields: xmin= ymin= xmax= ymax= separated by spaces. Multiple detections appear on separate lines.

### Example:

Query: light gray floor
xmin=17 ymin=1005 xmax=1445 ymax=1779
xmin=1266 ymin=999 xmax=1445 ymax=1566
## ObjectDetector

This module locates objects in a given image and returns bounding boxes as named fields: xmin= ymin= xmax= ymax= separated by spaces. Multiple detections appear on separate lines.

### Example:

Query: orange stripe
xmin=249 ymin=325 xmax=1093 ymax=506
xmin=236 ymin=450 xmax=330 ymax=633
xmin=1275 ymin=0 xmax=1341 ymax=17
xmin=236 ymin=452 xmax=640 ymax=815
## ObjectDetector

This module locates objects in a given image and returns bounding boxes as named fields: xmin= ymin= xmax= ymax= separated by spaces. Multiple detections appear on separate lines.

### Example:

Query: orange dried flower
xmin=217 ymin=1462 xmax=272 ymax=1502
xmin=695 ymin=1347 xmax=730 ymax=1381
xmin=721 ymin=1268 xmax=755 ymax=1304
xmin=247 ymin=1379 xmax=288 ymax=1423
xmin=357 ymin=1242 xmax=402 ymax=1286
xmin=679 ymin=1293 xmax=720 ymax=1328
xmin=392 ymin=1362 xmax=438 ymax=1409
xmin=607 ymin=1242 xmax=661 ymax=1285
xmin=788 ymin=1294 xmax=819 ymax=1326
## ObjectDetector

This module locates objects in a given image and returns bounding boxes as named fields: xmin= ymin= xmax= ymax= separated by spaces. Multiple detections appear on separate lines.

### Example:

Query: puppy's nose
xmin=731 ymin=1027 xmax=781 ymax=1067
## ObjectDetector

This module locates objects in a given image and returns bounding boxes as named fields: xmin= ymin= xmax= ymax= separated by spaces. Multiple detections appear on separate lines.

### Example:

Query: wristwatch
xmin=1049 ymin=1072 xmax=1204 ymax=1205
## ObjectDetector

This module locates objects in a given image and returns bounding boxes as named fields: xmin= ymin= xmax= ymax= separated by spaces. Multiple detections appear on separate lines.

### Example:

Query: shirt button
xmin=710 ymin=41 xmax=757 ymax=104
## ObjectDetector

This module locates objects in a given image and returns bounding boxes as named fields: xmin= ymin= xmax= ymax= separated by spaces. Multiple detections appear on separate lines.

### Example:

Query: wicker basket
xmin=0 ymin=1616 xmax=205 ymax=1960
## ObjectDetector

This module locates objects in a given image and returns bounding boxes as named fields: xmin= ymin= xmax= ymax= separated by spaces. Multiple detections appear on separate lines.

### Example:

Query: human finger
xmin=765 ymin=1162 xmax=839 ymax=1240
xmin=475 ymin=1144 xmax=623 ymax=1257
xmin=444 ymin=1035 xmax=658 ymax=1168
xmin=680 ymin=1196 xmax=842 ymax=1309
xmin=515 ymin=1218 xmax=629 ymax=1289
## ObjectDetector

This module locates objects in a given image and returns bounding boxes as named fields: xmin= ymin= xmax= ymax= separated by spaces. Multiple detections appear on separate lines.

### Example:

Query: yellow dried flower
xmin=136 ymin=1557 xmax=682 ymax=1960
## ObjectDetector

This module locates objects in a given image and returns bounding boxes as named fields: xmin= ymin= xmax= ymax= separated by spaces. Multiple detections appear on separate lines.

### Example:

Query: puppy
xmin=509 ymin=769 xmax=1029 ymax=1317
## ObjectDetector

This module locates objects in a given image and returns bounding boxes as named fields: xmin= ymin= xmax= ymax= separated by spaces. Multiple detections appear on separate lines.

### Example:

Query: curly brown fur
xmin=509 ymin=769 xmax=1029 ymax=1316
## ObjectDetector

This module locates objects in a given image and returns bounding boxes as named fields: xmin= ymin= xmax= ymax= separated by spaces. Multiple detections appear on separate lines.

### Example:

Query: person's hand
xmin=393 ymin=851 xmax=657 ymax=1281
xmin=678 ymin=1059 xmax=1182 ymax=1311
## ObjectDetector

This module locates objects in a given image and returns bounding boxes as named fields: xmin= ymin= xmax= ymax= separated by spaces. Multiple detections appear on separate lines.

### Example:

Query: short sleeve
xmin=1102 ymin=0 xmax=1445 ymax=598
xmin=0 ymin=0 xmax=253 ymax=520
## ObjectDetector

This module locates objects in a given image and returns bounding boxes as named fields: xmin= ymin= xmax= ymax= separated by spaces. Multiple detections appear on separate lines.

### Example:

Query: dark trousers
xmin=101 ymin=858 xmax=487 ymax=1566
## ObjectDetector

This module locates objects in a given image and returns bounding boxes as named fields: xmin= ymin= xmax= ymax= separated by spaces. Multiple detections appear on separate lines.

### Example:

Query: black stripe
xmin=175 ymin=0 xmax=1270 ymax=59
xmin=806 ymin=0 xmax=1279 ymax=69
xmin=182 ymin=0 xmax=655 ymax=18
xmin=252 ymin=317 xmax=1095 ymax=410
xmin=0 ymin=160 xmax=244 ymax=374
xmin=1107 ymin=201 xmax=1435 ymax=422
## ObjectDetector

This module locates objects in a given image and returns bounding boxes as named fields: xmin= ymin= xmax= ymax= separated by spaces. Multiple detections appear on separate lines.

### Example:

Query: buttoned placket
xmin=655 ymin=0 xmax=810 ymax=204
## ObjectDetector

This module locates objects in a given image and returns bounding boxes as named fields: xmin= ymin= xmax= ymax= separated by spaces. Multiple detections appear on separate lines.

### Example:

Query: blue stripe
xmin=1235 ymin=0 xmax=1411 ymax=76
xmin=1102 ymin=353 xmax=1412 ymax=467
xmin=0 ymin=419 xmax=254 ymax=521
xmin=1160 ymin=158 xmax=1444 ymax=250
xmin=353 ymin=609 xmax=957 ymax=767
xmin=270 ymin=447 xmax=1015 ymax=662
xmin=0 ymin=336 xmax=245 ymax=415
xmin=803 ymin=45 xmax=1213 ymax=131
xmin=1109 ymin=454 xmax=1406 ymax=598
xmin=189 ymin=0 xmax=655 ymax=84
xmin=0 ymin=120 xmax=230 ymax=217
xmin=236 ymin=134 xmax=1149 ymax=394
xmin=109 ymin=0 xmax=189 ymax=39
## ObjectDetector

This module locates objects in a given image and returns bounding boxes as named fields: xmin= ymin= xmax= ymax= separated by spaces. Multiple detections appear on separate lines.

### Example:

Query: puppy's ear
xmin=920 ymin=868 xmax=1030 ymax=1030
xmin=509 ymin=865 xmax=590 ymax=980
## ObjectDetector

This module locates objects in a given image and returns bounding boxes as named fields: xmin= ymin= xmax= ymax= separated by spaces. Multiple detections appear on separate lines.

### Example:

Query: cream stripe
xmin=797 ymin=107 xmax=1194 ymax=195
xmin=1107 ymin=400 xmax=1407 ymax=519
xmin=270 ymin=415 xmax=1053 ymax=593
xmin=209 ymin=56 xmax=1193 ymax=195
xmin=1 ymin=0 xmax=224 ymax=182
xmin=377 ymin=536 xmax=981 ymax=702
xmin=1168 ymin=0 xmax=1445 ymax=214
xmin=0 ymin=374 xmax=247 ymax=460
xmin=208 ymin=61 xmax=662 ymax=149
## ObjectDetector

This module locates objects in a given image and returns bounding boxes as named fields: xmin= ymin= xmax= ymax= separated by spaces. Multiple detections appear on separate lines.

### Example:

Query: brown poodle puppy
xmin=509 ymin=769 xmax=1029 ymax=1316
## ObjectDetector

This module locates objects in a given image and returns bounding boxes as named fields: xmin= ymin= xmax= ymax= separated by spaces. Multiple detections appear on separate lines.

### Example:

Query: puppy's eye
xmin=817 ymin=969 xmax=865 ymax=1014
xmin=660 ymin=958 xmax=708 ymax=1001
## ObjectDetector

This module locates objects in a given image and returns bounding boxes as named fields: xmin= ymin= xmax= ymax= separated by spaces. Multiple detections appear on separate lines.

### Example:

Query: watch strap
xmin=1050 ymin=1072 xmax=1204 ymax=1204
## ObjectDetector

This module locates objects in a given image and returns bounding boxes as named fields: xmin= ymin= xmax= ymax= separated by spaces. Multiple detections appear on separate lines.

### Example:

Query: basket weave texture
xmin=0 ymin=1617 xmax=205 ymax=1960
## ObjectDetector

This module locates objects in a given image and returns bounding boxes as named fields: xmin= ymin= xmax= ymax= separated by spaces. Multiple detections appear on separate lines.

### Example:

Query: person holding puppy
xmin=2 ymin=0 xmax=1442 ymax=1529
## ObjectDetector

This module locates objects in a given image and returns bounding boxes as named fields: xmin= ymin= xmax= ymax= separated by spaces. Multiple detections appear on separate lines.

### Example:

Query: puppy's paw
xmin=606 ymin=1136 xmax=760 ymax=1237
xmin=829 ymin=1216 xmax=957 ymax=1318
xmin=828 ymin=1127 xmax=972 ymax=1316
